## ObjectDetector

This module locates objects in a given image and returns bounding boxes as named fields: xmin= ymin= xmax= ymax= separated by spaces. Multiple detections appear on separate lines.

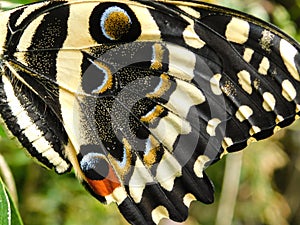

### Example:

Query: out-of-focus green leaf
xmin=0 ymin=177 xmax=23 ymax=225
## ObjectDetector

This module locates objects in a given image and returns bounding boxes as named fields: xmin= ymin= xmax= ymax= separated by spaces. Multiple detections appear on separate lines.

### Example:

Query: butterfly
xmin=0 ymin=0 xmax=299 ymax=224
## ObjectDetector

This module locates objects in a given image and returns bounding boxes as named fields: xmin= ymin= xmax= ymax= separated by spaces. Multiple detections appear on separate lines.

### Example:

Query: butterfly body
xmin=0 ymin=1 xmax=300 ymax=224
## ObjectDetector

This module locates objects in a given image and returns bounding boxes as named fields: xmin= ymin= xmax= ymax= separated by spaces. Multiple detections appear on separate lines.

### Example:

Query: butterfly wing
xmin=0 ymin=0 xmax=300 ymax=224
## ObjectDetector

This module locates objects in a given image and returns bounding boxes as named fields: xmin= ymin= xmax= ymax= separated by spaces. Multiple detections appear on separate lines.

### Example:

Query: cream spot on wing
xmin=260 ymin=30 xmax=274 ymax=53
xmin=247 ymin=137 xmax=257 ymax=145
xmin=167 ymin=43 xmax=196 ymax=81
xmin=296 ymin=104 xmax=300 ymax=113
xmin=210 ymin=74 xmax=222 ymax=95
xmin=282 ymin=79 xmax=297 ymax=101
xmin=222 ymin=137 xmax=233 ymax=150
xmin=243 ymin=48 xmax=254 ymax=63
xmin=225 ymin=17 xmax=250 ymax=44
xmin=276 ymin=115 xmax=284 ymax=123
xmin=129 ymin=158 xmax=153 ymax=203
xmin=237 ymin=70 xmax=252 ymax=94
xmin=193 ymin=155 xmax=210 ymax=178
xmin=262 ymin=92 xmax=276 ymax=111
xmin=183 ymin=24 xmax=206 ymax=49
xmin=156 ymin=151 xmax=182 ymax=191
xmin=165 ymin=79 xmax=205 ymax=118
xmin=150 ymin=113 xmax=191 ymax=152
xmin=178 ymin=5 xmax=201 ymax=18
xmin=249 ymin=126 xmax=261 ymax=136
xmin=152 ymin=206 xmax=169 ymax=224
xmin=183 ymin=193 xmax=196 ymax=207
xmin=273 ymin=126 xmax=281 ymax=133
xmin=235 ymin=105 xmax=253 ymax=122
xmin=206 ymin=118 xmax=221 ymax=136
xmin=258 ymin=57 xmax=270 ymax=75
xmin=105 ymin=186 xmax=127 ymax=205
xmin=280 ymin=39 xmax=300 ymax=81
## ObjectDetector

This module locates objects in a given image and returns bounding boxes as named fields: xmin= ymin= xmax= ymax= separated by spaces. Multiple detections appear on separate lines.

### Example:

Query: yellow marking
xmin=210 ymin=74 xmax=222 ymax=95
xmin=150 ymin=113 xmax=191 ymax=151
xmin=143 ymin=135 xmax=160 ymax=166
xmin=129 ymin=157 xmax=153 ymax=203
xmin=295 ymin=115 xmax=300 ymax=120
xmin=15 ymin=2 xmax=47 ymax=27
xmin=130 ymin=5 xmax=161 ymax=41
xmin=183 ymin=24 xmax=206 ymax=49
xmin=103 ymin=11 xmax=131 ymax=40
xmin=108 ymin=138 xmax=132 ymax=179
xmin=262 ymin=92 xmax=276 ymax=112
xmin=63 ymin=2 xmax=99 ymax=49
xmin=260 ymin=30 xmax=274 ymax=53
xmin=282 ymin=79 xmax=297 ymax=101
xmin=280 ymin=39 xmax=300 ymax=81
xmin=237 ymin=70 xmax=252 ymax=94
xmin=165 ymin=79 xmax=205 ymax=118
xmin=141 ymin=105 xmax=164 ymax=123
xmin=206 ymin=118 xmax=221 ymax=136
xmin=247 ymin=137 xmax=257 ymax=145
xmin=105 ymin=186 xmax=127 ymax=205
xmin=258 ymin=57 xmax=270 ymax=75
xmin=193 ymin=155 xmax=210 ymax=178
xmin=147 ymin=74 xmax=171 ymax=98
xmin=276 ymin=115 xmax=284 ymax=123
xmin=167 ymin=43 xmax=196 ymax=81
xmin=2 ymin=75 xmax=70 ymax=173
xmin=253 ymin=78 xmax=261 ymax=90
xmin=222 ymin=137 xmax=233 ymax=150
xmin=151 ymin=206 xmax=169 ymax=224
xmin=273 ymin=126 xmax=281 ymax=133
xmin=56 ymin=3 xmax=89 ymax=151
xmin=90 ymin=60 xmax=113 ymax=93
xmin=249 ymin=126 xmax=261 ymax=136
xmin=221 ymin=80 xmax=236 ymax=96
xmin=235 ymin=105 xmax=253 ymax=122
xmin=296 ymin=104 xmax=300 ymax=113
xmin=178 ymin=5 xmax=201 ymax=18
xmin=17 ymin=15 xmax=44 ymax=52
xmin=156 ymin=151 xmax=182 ymax=191
xmin=183 ymin=193 xmax=196 ymax=207
xmin=150 ymin=43 xmax=164 ymax=70
xmin=0 ymin=10 xmax=11 ymax=55
xmin=243 ymin=48 xmax=254 ymax=63
xmin=220 ymin=149 xmax=229 ymax=159
xmin=225 ymin=17 xmax=250 ymax=44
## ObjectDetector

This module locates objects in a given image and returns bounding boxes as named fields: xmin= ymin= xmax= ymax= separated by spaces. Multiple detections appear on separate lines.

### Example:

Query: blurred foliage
xmin=0 ymin=0 xmax=300 ymax=225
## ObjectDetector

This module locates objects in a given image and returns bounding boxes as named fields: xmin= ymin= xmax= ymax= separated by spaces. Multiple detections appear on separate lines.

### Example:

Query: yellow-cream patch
xmin=210 ymin=74 xmax=222 ymax=95
xmin=280 ymin=39 xmax=300 ymax=81
xmin=165 ymin=79 xmax=205 ymax=118
xmin=258 ymin=57 xmax=270 ymax=75
xmin=237 ymin=70 xmax=252 ymax=94
xmin=183 ymin=193 xmax=196 ymax=207
xmin=193 ymin=155 xmax=210 ymax=178
xmin=243 ymin=48 xmax=254 ymax=63
xmin=151 ymin=206 xmax=169 ymax=224
xmin=206 ymin=118 xmax=221 ymax=136
xmin=282 ymin=79 xmax=297 ymax=101
xmin=183 ymin=24 xmax=206 ymax=49
xmin=225 ymin=17 xmax=250 ymax=44
xmin=156 ymin=151 xmax=182 ymax=191
xmin=235 ymin=105 xmax=253 ymax=122
xmin=262 ymin=92 xmax=276 ymax=111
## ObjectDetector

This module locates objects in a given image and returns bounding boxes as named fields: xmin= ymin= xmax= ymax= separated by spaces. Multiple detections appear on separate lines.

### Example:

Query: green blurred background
xmin=0 ymin=0 xmax=300 ymax=225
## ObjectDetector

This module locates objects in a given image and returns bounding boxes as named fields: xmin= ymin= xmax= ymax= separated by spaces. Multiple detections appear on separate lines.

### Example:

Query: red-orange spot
xmin=87 ymin=165 xmax=121 ymax=197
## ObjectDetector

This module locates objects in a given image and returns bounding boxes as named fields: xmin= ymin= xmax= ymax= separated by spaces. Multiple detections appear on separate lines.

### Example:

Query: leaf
xmin=0 ymin=177 xmax=23 ymax=225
